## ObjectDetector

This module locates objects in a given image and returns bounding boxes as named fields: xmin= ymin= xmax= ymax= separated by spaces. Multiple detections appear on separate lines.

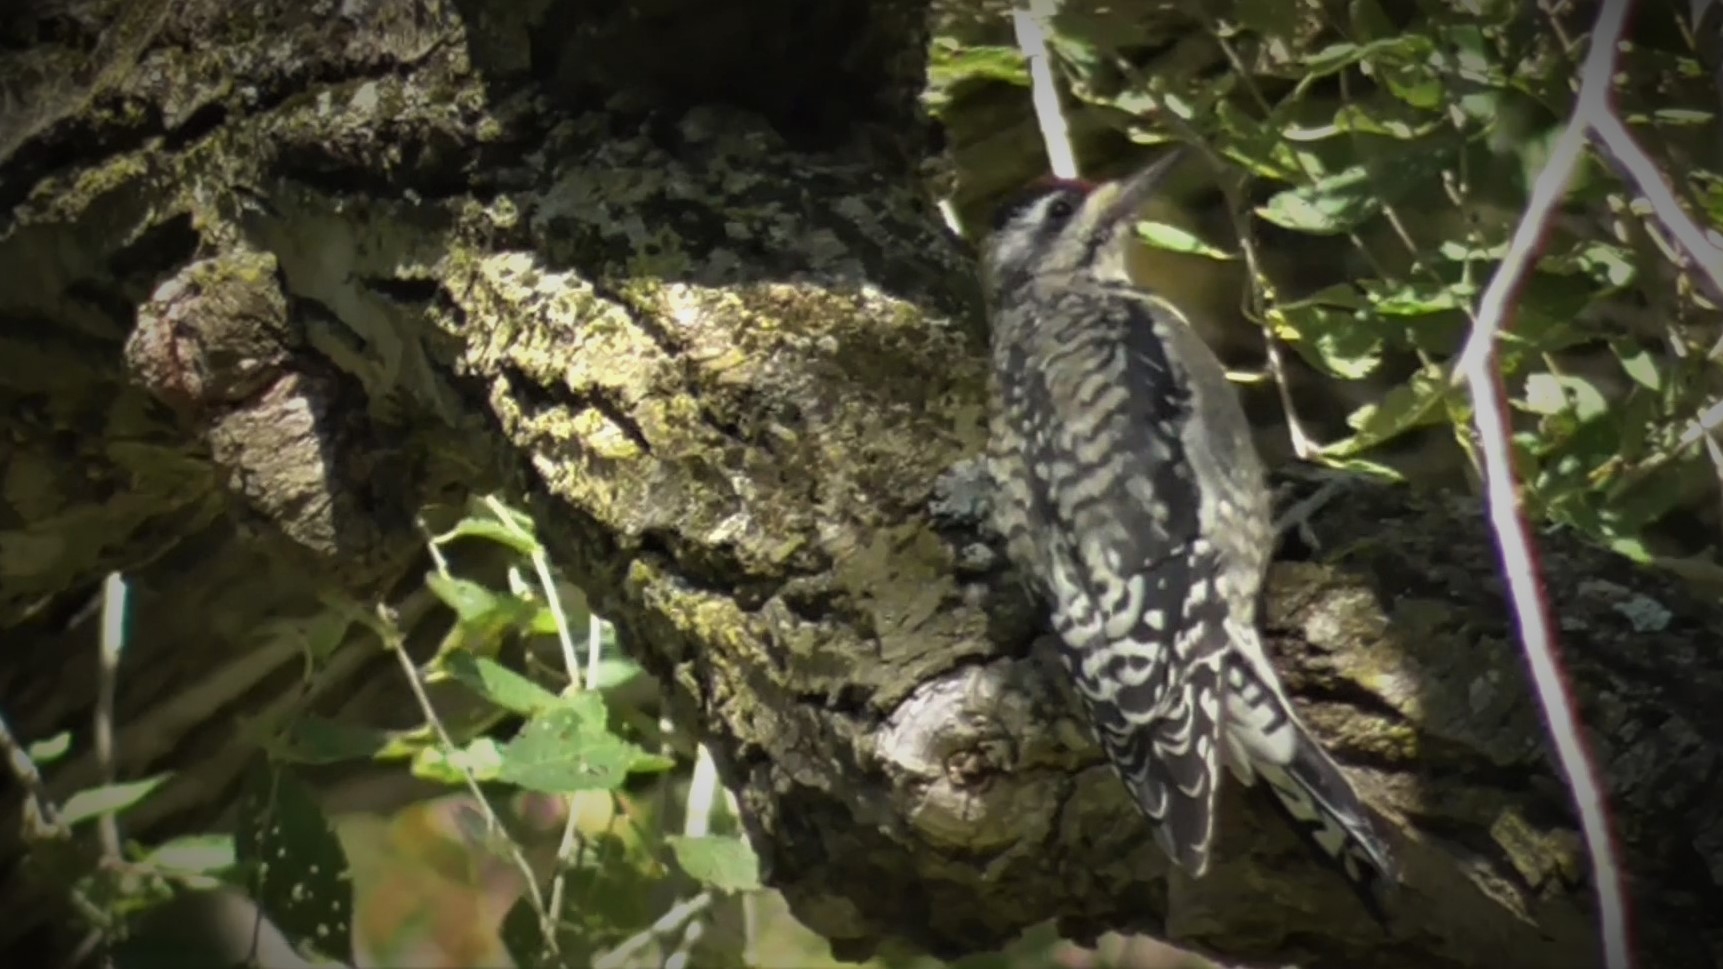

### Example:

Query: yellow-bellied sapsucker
xmin=979 ymin=154 xmax=1396 ymax=909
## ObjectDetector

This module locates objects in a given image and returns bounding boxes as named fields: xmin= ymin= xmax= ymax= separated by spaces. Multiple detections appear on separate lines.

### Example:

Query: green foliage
xmin=497 ymin=694 xmax=675 ymax=794
xmin=444 ymin=651 xmax=562 ymax=715
xmin=943 ymin=3 xmax=1723 ymax=565
xmin=59 ymin=776 xmax=169 ymax=828
xmin=139 ymin=834 xmax=238 ymax=885
xmin=34 ymin=496 xmax=758 ymax=967
xmin=668 ymin=835 xmax=764 ymax=893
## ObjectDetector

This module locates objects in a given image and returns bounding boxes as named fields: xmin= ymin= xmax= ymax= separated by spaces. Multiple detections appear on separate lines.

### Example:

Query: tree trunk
xmin=1 ymin=2 xmax=1720 ymax=968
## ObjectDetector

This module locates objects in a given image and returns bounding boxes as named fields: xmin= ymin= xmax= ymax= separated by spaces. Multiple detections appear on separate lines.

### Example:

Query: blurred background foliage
xmin=29 ymin=1 xmax=1723 ymax=968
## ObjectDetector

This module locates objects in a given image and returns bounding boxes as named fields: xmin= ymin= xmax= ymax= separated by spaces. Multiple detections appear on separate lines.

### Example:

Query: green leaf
xmin=443 ymin=652 xmax=561 ymax=715
xmin=1328 ymin=368 xmax=1454 ymax=455
xmin=1330 ymin=101 xmax=1436 ymax=140
xmin=437 ymin=513 xmax=543 ymax=557
xmin=1615 ymin=343 xmax=1662 ymax=392
xmin=235 ymin=763 xmax=353 ymax=962
xmin=1258 ymin=165 xmax=1376 ymax=233
xmin=1299 ymin=36 xmax=1433 ymax=78
xmin=26 ymin=731 xmax=71 ymax=766
xmin=142 ymin=834 xmax=238 ymax=881
xmin=587 ymin=657 xmax=643 ymax=691
xmin=61 ymin=775 xmax=170 ymax=827
xmin=527 ymin=604 xmax=567 ymax=636
xmin=1439 ymin=239 xmax=1508 ymax=262
xmin=1363 ymin=279 xmax=1473 ymax=316
xmin=1497 ymin=274 xmax=1597 ymax=355
xmin=925 ymin=41 xmax=1029 ymax=112
xmin=1259 ymin=142 xmax=1454 ymax=236
xmin=1523 ymin=373 xmax=1609 ymax=421
xmin=1135 ymin=220 xmax=1234 ymax=260
xmin=270 ymin=715 xmax=396 ymax=764
xmin=412 ymin=737 xmax=505 ymax=785
xmin=426 ymin=573 xmax=538 ymax=631
xmin=1651 ymin=107 xmax=1712 ymax=125
xmin=1565 ymin=242 xmax=1637 ymax=289
xmin=928 ymin=44 xmax=1030 ymax=88
xmin=1377 ymin=58 xmax=1443 ymax=108
xmin=667 ymin=835 xmax=762 ymax=894
xmin=498 ymin=694 xmax=674 ymax=794
xmin=1270 ymin=285 xmax=1383 ymax=380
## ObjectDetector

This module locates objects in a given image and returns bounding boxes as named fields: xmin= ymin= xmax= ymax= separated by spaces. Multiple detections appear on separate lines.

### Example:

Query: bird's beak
xmin=1093 ymin=149 xmax=1185 ymax=232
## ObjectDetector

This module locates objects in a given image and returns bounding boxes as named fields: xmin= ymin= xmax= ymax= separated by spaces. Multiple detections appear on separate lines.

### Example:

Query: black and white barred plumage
xmin=979 ymin=156 xmax=1396 ymax=906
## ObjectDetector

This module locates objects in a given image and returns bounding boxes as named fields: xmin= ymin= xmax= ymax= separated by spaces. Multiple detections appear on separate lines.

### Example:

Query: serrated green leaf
xmin=667 ymin=835 xmax=762 ymax=893
xmin=498 ymin=694 xmax=673 ymax=794
xmin=271 ymin=715 xmax=397 ymax=764
xmin=236 ymin=764 xmax=352 ymax=962
xmin=1135 ymin=220 xmax=1234 ymax=260
xmin=61 ymin=775 xmax=170 ymax=827
xmin=443 ymin=652 xmax=560 ymax=715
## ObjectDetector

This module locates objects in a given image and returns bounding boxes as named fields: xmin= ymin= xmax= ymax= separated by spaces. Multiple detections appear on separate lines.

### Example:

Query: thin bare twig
xmin=381 ymin=609 xmax=560 ymax=953
xmin=0 ymin=709 xmax=66 ymax=838
xmin=95 ymin=571 xmax=129 ymax=862
xmin=594 ymin=892 xmax=714 ymax=969
xmin=1452 ymin=2 xmax=1638 ymax=967
xmin=1014 ymin=2 xmax=1079 ymax=180
xmin=1589 ymin=110 xmax=1723 ymax=301
xmin=481 ymin=494 xmax=585 ymax=690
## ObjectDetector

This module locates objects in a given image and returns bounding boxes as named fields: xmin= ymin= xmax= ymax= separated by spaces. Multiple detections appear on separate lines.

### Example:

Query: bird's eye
xmin=1046 ymin=197 xmax=1076 ymax=221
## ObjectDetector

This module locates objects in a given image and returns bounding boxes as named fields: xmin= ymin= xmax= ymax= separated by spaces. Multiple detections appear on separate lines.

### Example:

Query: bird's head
xmin=979 ymin=151 xmax=1182 ymax=297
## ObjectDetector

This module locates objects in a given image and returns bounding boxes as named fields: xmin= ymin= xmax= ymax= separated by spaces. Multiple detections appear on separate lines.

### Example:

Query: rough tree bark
xmin=1 ymin=1 xmax=1720 ymax=968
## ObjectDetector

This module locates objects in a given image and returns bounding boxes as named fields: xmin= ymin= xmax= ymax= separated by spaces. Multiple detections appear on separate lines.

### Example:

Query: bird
xmin=975 ymin=152 xmax=1396 ymax=913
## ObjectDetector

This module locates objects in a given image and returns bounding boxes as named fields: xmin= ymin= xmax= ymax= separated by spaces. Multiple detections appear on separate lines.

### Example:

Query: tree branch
xmin=1 ymin=3 xmax=1720 ymax=969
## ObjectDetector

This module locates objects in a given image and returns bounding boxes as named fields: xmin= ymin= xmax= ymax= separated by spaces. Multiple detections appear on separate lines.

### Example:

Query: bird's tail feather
xmin=1224 ymin=654 xmax=1397 ymax=919
xmin=1101 ymin=660 xmax=1225 ymax=877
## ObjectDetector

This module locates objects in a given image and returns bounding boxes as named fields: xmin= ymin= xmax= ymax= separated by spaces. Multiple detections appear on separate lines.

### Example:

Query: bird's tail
xmin=1222 ymin=649 xmax=1397 ymax=917
xmin=1093 ymin=658 xmax=1226 ymax=878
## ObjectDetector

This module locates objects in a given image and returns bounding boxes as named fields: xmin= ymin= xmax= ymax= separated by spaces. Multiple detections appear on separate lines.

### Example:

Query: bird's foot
xmin=1271 ymin=466 xmax=1356 ymax=554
